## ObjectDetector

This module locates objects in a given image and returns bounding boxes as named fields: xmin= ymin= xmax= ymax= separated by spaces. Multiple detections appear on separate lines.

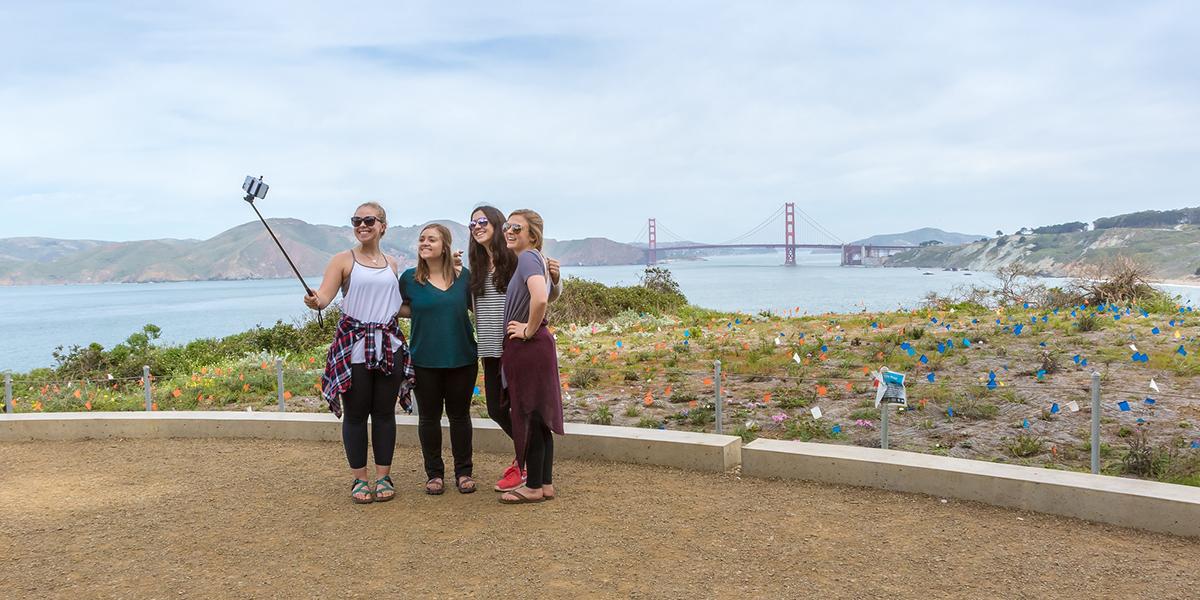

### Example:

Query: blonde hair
xmin=509 ymin=209 xmax=544 ymax=251
xmin=356 ymin=202 xmax=387 ymax=237
xmin=415 ymin=223 xmax=456 ymax=285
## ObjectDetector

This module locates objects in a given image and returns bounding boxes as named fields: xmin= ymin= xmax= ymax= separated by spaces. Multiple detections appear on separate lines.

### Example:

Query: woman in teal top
xmin=399 ymin=223 xmax=479 ymax=494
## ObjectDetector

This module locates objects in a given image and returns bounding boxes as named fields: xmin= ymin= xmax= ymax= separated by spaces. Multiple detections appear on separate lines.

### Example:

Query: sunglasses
xmin=467 ymin=217 xmax=490 ymax=231
xmin=502 ymin=222 xmax=524 ymax=234
xmin=350 ymin=216 xmax=382 ymax=227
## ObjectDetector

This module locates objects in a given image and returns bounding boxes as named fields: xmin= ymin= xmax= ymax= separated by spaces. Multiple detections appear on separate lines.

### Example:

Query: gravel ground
xmin=2 ymin=438 xmax=1198 ymax=599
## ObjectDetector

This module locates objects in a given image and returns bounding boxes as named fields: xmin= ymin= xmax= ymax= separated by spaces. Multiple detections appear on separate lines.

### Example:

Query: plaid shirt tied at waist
xmin=320 ymin=314 xmax=414 ymax=418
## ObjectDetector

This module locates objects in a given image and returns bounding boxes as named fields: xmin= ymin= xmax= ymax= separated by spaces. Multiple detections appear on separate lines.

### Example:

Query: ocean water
xmin=1 ymin=252 xmax=1194 ymax=372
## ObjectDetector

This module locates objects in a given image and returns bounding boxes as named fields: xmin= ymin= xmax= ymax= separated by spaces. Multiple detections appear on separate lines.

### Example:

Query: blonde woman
xmin=305 ymin=202 xmax=414 ymax=504
xmin=398 ymin=224 xmax=479 ymax=494
xmin=498 ymin=209 xmax=564 ymax=504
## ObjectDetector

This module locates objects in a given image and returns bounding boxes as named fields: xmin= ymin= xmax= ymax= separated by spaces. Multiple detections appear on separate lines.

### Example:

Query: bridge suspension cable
xmin=718 ymin=205 xmax=786 ymax=245
xmin=794 ymin=206 xmax=844 ymax=245
xmin=657 ymin=223 xmax=688 ymax=243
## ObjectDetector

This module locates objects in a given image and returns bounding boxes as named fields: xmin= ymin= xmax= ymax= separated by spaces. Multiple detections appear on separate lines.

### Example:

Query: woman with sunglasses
xmin=397 ymin=223 xmax=479 ymax=495
xmin=305 ymin=202 xmax=414 ymax=504
xmin=497 ymin=209 xmax=564 ymax=504
xmin=466 ymin=206 xmax=560 ymax=493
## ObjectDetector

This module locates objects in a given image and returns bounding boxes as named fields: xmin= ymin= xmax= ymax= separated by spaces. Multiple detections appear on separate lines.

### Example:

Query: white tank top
xmin=341 ymin=254 xmax=403 ymax=364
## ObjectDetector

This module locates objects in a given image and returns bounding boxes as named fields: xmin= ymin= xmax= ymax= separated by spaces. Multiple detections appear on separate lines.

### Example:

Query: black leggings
xmin=482 ymin=357 xmax=513 ymax=439
xmin=414 ymin=363 xmax=478 ymax=480
xmin=341 ymin=364 xmax=402 ymax=470
xmin=525 ymin=411 xmax=554 ymax=489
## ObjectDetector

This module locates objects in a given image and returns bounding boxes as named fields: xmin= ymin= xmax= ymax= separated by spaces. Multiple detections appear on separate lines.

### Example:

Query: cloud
xmin=1 ymin=1 xmax=1198 ymax=246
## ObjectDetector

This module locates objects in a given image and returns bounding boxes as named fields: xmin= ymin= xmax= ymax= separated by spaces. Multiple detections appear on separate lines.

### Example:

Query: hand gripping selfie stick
xmin=241 ymin=175 xmax=322 ymax=326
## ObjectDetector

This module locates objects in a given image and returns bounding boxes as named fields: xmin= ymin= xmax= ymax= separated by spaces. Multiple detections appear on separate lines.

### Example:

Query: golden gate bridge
xmin=632 ymin=203 xmax=913 ymax=266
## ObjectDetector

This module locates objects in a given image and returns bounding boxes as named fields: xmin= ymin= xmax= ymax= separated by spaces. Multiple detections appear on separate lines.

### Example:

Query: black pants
xmin=414 ymin=363 xmax=478 ymax=480
xmin=342 ymin=364 xmax=401 ymax=470
xmin=482 ymin=357 xmax=513 ymax=439
xmin=525 ymin=411 xmax=554 ymax=489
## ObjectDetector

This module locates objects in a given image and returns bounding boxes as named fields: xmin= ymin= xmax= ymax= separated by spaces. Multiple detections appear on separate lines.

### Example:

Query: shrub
xmin=1005 ymin=433 xmax=1046 ymax=458
xmin=569 ymin=368 xmax=601 ymax=389
xmin=587 ymin=405 xmax=613 ymax=425
xmin=549 ymin=268 xmax=687 ymax=325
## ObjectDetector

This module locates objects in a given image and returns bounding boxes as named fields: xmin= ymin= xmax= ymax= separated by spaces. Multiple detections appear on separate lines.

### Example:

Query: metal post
xmin=143 ymin=365 xmax=152 ymax=411
xmin=1090 ymin=371 xmax=1101 ymax=475
xmin=880 ymin=403 xmax=889 ymax=450
xmin=4 ymin=373 xmax=12 ymax=414
xmin=275 ymin=358 xmax=285 ymax=412
xmin=713 ymin=360 xmax=723 ymax=434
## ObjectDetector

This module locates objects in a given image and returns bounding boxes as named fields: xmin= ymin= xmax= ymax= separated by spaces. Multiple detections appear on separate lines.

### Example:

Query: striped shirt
xmin=474 ymin=270 xmax=507 ymax=358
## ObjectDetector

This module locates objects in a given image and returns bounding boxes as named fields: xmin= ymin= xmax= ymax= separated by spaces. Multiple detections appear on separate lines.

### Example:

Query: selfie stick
xmin=242 ymin=175 xmax=323 ymax=326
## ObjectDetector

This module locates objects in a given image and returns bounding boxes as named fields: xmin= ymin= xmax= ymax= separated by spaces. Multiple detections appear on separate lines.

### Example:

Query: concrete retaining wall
xmin=0 ymin=412 xmax=741 ymax=473
xmin=741 ymin=438 xmax=1200 ymax=538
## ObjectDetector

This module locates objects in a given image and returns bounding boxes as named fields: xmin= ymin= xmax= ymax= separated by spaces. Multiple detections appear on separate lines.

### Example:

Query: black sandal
xmin=456 ymin=475 xmax=477 ymax=494
xmin=425 ymin=477 xmax=445 ymax=495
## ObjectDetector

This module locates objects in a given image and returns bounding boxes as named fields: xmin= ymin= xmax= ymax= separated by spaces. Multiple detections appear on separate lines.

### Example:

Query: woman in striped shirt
xmin=467 ymin=205 xmax=561 ymax=492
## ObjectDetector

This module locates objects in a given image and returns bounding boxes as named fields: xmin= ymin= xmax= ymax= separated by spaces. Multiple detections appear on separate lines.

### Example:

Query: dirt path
xmin=2 ymin=438 xmax=1197 ymax=599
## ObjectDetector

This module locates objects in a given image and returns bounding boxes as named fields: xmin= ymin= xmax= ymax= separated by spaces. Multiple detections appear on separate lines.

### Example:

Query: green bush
xmin=550 ymin=268 xmax=687 ymax=325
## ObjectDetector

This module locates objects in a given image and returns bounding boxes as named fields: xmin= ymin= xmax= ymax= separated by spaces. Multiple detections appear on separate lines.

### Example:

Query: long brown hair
xmin=414 ymin=223 xmax=455 ymax=285
xmin=467 ymin=205 xmax=516 ymax=296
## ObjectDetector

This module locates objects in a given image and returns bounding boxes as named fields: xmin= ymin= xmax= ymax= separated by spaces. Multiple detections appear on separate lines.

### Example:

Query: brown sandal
xmin=499 ymin=488 xmax=545 ymax=504
xmin=425 ymin=477 xmax=444 ymax=495
xmin=456 ymin=475 xmax=477 ymax=494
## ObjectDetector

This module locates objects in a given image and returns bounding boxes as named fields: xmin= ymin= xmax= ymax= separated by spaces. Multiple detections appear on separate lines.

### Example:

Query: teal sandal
xmin=351 ymin=478 xmax=374 ymax=504
xmin=374 ymin=475 xmax=395 ymax=502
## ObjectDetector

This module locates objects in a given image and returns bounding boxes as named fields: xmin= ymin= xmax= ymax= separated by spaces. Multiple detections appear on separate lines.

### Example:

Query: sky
xmin=1 ymin=1 xmax=1198 ymax=246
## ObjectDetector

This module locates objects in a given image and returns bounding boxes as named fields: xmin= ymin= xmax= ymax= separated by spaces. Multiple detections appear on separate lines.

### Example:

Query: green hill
xmin=886 ymin=226 xmax=1200 ymax=280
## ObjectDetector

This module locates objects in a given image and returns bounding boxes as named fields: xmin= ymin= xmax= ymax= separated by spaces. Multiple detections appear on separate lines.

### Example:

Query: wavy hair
xmin=414 ymin=223 xmax=455 ymax=285
xmin=467 ymin=205 xmax=516 ymax=297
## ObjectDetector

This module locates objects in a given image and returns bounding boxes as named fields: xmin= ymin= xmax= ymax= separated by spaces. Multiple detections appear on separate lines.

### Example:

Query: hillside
xmin=886 ymin=226 xmax=1200 ymax=280
xmin=852 ymin=228 xmax=984 ymax=247
xmin=0 ymin=219 xmax=646 ymax=285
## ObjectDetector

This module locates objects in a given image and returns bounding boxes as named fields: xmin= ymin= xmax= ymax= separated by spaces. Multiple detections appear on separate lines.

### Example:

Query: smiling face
xmin=417 ymin=226 xmax=444 ymax=261
xmin=504 ymin=214 xmax=533 ymax=252
xmin=469 ymin=209 xmax=494 ymax=247
xmin=352 ymin=205 xmax=386 ymax=244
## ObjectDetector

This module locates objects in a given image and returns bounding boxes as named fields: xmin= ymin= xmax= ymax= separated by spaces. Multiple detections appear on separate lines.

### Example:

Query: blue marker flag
xmin=947 ymin=407 xmax=955 ymax=417
xmin=963 ymin=338 xmax=972 ymax=347
xmin=900 ymin=342 xmax=911 ymax=350
xmin=1022 ymin=419 xmax=1030 ymax=429
xmin=1136 ymin=418 xmax=1145 ymax=424
xmin=1071 ymin=310 xmax=1077 ymax=318
xmin=820 ymin=345 xmax=828 ymax=353
xmin=1036 ymin=369 xmax=1046 ymax=381
xmin=927 ymin=372 xmax=936 ymax=383
xmin=972 ymin=319 xmax=979 ymax=324
xmin=1114 ymin=314 xmax=1121 ymax=321
xmin=832 ymin=424 xmax=842 ymax=434
xmin=988 ymin=370 xmax=997 ymax=380
xmin=1039 ymin=341 xmax=1047 ymax=347
xmin=1042 ymin=315 xmax=1048 ymax=323
xmin=1073 ymin=354 xmax=1081 ymax=364
xmin=1050 ymin=403 xmax=1060 ymax=414
xmin=919 ymin=354 xmax=929 ymax=364
xmin=1178 ymin=345 xmax=1188 ymax=357
xmin=937 ymin=343 xmax=946 ymax=354
xmin=871 ymin=322 xmax=878 ymax=328
xmin=995 ymin=319 xmax=1002 ymax=325
xmin=931 ymin=317 xmax=938 ymax=324
xmin=1144 ymin=397 xmax=1156 ymax=405
xmin=616 ymin=341 xmax=623 ymax=348
xmin=1152 ymin=327 xmax=1160 ymax=335
xmin=473 ymin=386 xmax=481 ymax=395
xmin=1192 ymin=440 xmax=1200 ymax=449
xmin=1081 ymin=358 xmax=1089 ymax=366
xmin=683 ymin=330 xmax=691 ymax=338
xmin=987 ymin=380 xmax=998 ymax=390
xmin=1023 ymin=302 xmax=1030 ymax=309
xmin=1013 ymin=324 xmax=1024 ymax=335
xmin=907 ymin=348 xmax=916 ymax=357
xmin=1118 ymin=400 xmax=1131 ymax=412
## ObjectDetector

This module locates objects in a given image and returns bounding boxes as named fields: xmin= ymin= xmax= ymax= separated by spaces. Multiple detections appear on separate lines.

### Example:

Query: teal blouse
xmin=398 ymin=267 xmax=478 ymax=369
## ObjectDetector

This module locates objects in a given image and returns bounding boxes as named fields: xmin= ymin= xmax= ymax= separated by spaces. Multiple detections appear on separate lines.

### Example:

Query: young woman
xmin=398 ymin=224 xmax=479 ymax=495
xmin=306 ymin=202 xmax=414 ymax=504
xmin=466 ymin=205 xmax=561 ymax=492
xmin=498 ymin=209 xmax=564 ymax=504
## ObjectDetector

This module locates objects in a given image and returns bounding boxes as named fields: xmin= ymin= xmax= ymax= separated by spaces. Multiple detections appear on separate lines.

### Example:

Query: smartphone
xmin=242 ymin=175 xmax=269 ymax=199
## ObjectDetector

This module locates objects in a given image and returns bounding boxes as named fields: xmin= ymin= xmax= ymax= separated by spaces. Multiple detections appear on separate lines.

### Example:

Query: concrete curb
xmin=0 ymin=412 xmax=741 ymax=473
xmin=741 ymin=438 xmax=1200 ymax=538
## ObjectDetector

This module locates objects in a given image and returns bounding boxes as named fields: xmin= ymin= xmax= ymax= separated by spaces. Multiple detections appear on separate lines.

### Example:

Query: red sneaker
xmin=494 ymin=460 xmax=526 ymax=492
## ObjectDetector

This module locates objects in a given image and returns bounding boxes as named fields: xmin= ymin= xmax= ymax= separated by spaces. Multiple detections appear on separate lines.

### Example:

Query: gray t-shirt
xmin=504 ymin=250 xmax=549 ymax=325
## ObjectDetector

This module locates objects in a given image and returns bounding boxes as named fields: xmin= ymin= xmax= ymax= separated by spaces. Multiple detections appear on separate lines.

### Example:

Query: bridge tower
xmin=647 ymin=218 xmax=657 ymax=266
xmin=784 ymin=202 xmax=797 ymax=266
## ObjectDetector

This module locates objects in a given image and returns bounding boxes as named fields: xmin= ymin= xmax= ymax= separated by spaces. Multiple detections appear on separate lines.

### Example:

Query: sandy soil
xmin=2 ymin=438 xmax=1198 ymax=599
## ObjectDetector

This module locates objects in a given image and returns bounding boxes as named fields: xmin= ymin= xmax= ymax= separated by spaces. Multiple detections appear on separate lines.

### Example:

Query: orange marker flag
xmin=609 ymin=351 xmax=619 ymax=361
xmin=84 ymin=400 xmax=92 ymax=411
xmin=243 ymin=383 xmax=250 ymax=392
xmin=172 ymin=388 xmax=182 ymax=398
xmin=261 ymin=361 xmax=269 ymax=370
xmin=201 ymin=367 xmax=208 ymax=374
xmin=688 ymin=400 xmax=698 ymax=408
xmin=742 ymin=342 xmax=750 ymax=350
xmin=816 ymin=385 xmax=828 ymax=396
xmin=239 ymin=373 xmax=245 ymax=381
xmin=644 ymin=391 xmax=654 ymax=406
xmin=152 ymin=402 xmax=159 ymax=411
xmin=763 ymin=393 xmax=772 ymax=403
xmin=703 ymin=377 xmax=713 ymax=386
xmin=73 ymin=389 xmax=82 ymax=399
xmin=862 ymin=366 xmax=871 ymax=375
xmin=664 ymin=385 xmax=672 ymax=396
xmin=844 ymin=381 xmax=853 ymax=391
xmin=283 ymin=391 xmax=293 ymax=400
xmin=33 ymin=400 xmax=43 ymax=412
